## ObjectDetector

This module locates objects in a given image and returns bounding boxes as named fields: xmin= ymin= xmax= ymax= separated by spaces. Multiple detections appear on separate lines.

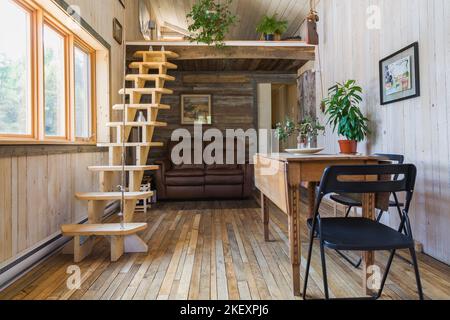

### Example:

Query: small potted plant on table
xmin=256 ymin=14 xmax=288 ymax=41
xmin=322 ymin=80 xmax=370 ymax=154
xmin=275 ymin=116 xmax=325 ymax=149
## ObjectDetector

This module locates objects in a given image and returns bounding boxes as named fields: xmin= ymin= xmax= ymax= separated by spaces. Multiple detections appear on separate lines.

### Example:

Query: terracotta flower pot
xmin=338 ymin=140 xmax=358 ymax=154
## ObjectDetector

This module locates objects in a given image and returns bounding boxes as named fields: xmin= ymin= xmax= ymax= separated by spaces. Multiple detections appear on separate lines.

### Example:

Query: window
xmin=43 ymin=24 xmax=66 ymax=138
xmin=0 ymin=0 xmax=32 ymax=136
xmin=74 ymin=45 xmax=92 ymax=139
xmin=0 ymin=0 xmax=98 ymax=144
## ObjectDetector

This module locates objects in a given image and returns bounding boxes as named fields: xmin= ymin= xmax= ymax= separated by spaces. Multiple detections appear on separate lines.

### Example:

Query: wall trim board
xmin=0 ymin=202 xmax=119 ymax=291
xmin=0 ymin=145 xmax=106 ymax=158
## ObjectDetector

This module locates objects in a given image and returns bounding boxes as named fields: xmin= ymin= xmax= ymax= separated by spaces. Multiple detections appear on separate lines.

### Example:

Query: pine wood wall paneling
xmin=312 ymin=0 xmax=450 ymax=264
xmin=0 ymin=158 xmax=13 ymax=262
xmin=0 ymin=151 xmax=108 ymax=266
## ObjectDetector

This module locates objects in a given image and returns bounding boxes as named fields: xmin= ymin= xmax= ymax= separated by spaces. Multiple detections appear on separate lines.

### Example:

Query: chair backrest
xmin=318 ymin=164 xmax=416 ymax=196
xmin=373 ymin=154 xmax=405 ymax=180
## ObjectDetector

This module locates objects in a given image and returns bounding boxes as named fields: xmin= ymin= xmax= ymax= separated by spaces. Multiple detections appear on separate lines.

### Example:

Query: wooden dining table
xmin=254 ymin=153 xmax=384 ymax=297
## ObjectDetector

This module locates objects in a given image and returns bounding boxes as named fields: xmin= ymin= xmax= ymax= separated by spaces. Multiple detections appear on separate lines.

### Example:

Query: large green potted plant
xmin=186 ymin=0 xmax=237 ymax=47
xmin=322 ymin=80 xmax=370 ymax=154
xmin=256 ymin=14 xmax=288 ymax=41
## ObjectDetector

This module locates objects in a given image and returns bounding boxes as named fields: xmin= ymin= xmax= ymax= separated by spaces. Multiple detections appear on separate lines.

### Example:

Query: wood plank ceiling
xmin=147 ymin=0 xmax=311 ymax=40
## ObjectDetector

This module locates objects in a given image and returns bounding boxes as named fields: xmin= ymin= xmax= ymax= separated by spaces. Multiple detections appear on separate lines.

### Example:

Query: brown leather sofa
xmin=154 ymin=140 xmax=254 ymax=200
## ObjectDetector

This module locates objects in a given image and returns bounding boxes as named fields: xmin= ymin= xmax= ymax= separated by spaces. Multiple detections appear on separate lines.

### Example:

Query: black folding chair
xmin=330 ymin=154 xmax=407 ymax=268
xmin=303 ymin=164 xmax=424 ymax=300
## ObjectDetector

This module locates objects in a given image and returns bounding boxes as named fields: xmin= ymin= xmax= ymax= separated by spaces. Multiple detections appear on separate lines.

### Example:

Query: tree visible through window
xmin=74 ymin=46 xmax=91 ymax=138
xmin=0 ymin=0 xmax=31 ymax=135
xmin=44 ymin=24 xmax=66 ymax=137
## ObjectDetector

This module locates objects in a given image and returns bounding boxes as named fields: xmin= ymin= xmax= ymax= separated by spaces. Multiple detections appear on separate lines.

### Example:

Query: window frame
xmin=73 ymin=38 xmax=97 ymax=143
xmin=0 ymin=0 xmax=97 ymax=145
xmin=42 ymin=17 xmax=70 ymax=141
xmin=0 ymin=0 xmax=36 ymax=139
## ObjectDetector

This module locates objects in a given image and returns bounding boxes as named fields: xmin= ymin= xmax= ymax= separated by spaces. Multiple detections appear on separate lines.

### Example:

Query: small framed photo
xmin=113 ymin=18 xmax=123 ymax=45
xmin=181 ymin=95 xmax=212 ymax=125
xmin=379 ymin=42 xmax=420 ymax=105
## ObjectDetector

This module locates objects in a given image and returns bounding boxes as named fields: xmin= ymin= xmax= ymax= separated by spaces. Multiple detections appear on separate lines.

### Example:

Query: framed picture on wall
xmin=113 ymin=18 xmax=123 ymax=45
xmin=181 ymin=95 xmax=212 ymax=125
xmin=379 ymin=42 xmax=420 ymax=105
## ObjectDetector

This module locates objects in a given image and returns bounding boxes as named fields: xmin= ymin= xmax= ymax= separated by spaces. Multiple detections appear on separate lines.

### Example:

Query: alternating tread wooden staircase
xmin=62 ymin=50 xmax=178 ymax=262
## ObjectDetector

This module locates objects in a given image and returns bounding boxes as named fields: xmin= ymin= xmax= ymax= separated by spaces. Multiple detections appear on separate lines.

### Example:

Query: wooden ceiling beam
xmin=161 ymin=46 xmax=315 ymax=61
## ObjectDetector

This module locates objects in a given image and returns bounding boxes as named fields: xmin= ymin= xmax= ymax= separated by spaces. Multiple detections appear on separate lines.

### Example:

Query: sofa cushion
xmin=166 ymin=176 xmax=205 ymax=186
xmin=165 ymin=169 xmax=205 ymax=177
xmin=205 ymin=175 xmax=243 ymax=185
xmin=173 ymin=163 xmax=205 ymax=170
xmin=206 ymin=164 xmax=239 ymax=170
xmin=205 ymin=168 xmax=243 ymax=176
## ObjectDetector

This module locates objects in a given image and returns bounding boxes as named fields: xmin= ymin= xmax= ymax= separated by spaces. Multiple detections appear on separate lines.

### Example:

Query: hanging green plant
xmin=186 ymin=0 xmax=237 ymax=48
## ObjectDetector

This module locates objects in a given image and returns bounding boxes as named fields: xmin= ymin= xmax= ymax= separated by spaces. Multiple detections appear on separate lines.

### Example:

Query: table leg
xmin=307 ymin=182 xmax=317 ymax=219
xmin=288 ymin=184 xmax=302 ymax=296
xmin=362 ymin=192 xmax=376 ymax=296
xmin=261 ymin=193 xmax=270 ymax=241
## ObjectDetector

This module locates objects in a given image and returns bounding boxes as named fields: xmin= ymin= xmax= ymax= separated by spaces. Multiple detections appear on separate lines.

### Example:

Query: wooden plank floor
xmin=1 ymin=199 xmax=449 ymax=300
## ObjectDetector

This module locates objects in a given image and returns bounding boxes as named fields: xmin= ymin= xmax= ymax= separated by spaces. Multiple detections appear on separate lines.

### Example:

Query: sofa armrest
xmin=154 ymin=159 xmax=171 ymax=199
xmin=243 ymin=163 xmax=254 ymax=198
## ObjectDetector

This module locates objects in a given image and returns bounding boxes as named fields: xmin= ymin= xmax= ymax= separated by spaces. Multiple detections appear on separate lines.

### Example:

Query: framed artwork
xmin=379 ymin=42 xmax=420 ymax=105
xmin=113 ymin=18 xmax=123 ymax=45
xmin=118 ymin=0 xmax=125 ymax=9
xmin=181 ymin=95 xmax=212 ymax=125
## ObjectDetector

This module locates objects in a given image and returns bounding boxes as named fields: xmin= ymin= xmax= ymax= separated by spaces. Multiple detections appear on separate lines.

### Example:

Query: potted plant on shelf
xmin=256 ymin=14 xmax=288 ymax=41
xmin=187 ymin=0 xmax=237 ymax=48
xmin=275 ymin=116 xmax=325 ymax=149
xmin=322 ymin=80 xmax=370 ymax=154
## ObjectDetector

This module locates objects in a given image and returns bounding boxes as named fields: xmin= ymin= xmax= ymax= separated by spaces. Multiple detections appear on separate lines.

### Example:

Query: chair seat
xmin=307 ymin=218 xmax=414 ymax=251
xmin=330 ymin=194 xmax=404 ymax=208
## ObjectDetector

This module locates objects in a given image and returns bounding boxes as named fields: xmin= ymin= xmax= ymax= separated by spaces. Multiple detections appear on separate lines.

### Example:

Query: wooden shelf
xmin=88 ymin=165 xmax=159 ymax=172
xmin=112 ymin=103 xmax=170 ymax=111
xmin=106 ymin=121 xmax=167 ymax=128
xmin=61 ymin=223 xmax=148 ymax=236
xmin=119 ymin=88 xmax=173 ymax=95
xmin=125 ymin=74 xmax=175 ymax=82
xmin=133 ymin=51 xmax=179 ymax=59
xmin=129 ymin=61 xmax=177 ymax=70
xmin=97 ymin=142 xmax=163 ymax=148
xmin=75 ymin=192 xmax=154 ymax=201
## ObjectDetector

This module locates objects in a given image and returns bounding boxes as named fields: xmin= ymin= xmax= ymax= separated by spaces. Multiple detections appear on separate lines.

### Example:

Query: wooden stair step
xmin=133 ymin=51 xmax=179 ymax=59
xmin=98 ymin=142 xmax=164 ymax=148
xmin=75 ymin=191 xmax=153 ymax=201
xmin=129 ymin=61 xmax=177 ymax=70
xmin=88 ymin=165 xmax=159 ymax=172
xmin=112 ymin=103 xmax=170 ymax=111
xmin=61 ymin=223 xmax=147 ymax=237
xmin=119 ymin=88 xmax=173 ymax=95
xmin=106 ymin=121 xmax=167 ymax=128
xmin=125 ymin=74 xmax=175 ymax=82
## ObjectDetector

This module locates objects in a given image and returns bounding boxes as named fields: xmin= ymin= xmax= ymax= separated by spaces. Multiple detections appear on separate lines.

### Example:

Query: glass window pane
xmin=0 ymin=0 xmax=32 ymax=135
xmin=74 ymin=47 xmax=91 ymax=138
xmin=44 ymin=24 xmax=66 ymax=137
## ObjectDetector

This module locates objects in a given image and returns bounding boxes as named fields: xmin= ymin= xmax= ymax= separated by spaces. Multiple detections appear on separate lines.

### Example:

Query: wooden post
xmin=261 ymin=194 xmax=270 ymax=241
xmin=287 ymin=163 xmax=302 ymax=296
xmin=362 ymin=170 xmax=377 ymax=296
